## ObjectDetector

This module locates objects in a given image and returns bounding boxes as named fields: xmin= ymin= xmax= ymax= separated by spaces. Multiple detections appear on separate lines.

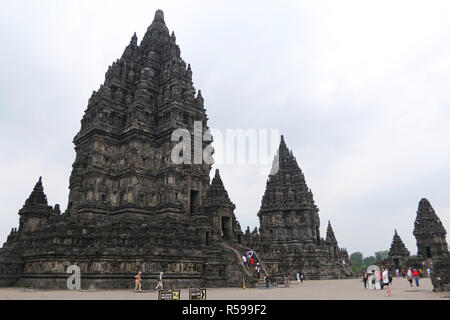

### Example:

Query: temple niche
xmin=0 ymin=10 xmax=352 ymax=289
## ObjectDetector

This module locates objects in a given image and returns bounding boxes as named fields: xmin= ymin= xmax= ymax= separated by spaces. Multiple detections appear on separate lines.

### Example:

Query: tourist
xmin=407 ymin=268 xmax=413 ymax=287
xmin=134 ymin=271 xmax=142 ymax=292
xmin=419 ymin=268 xmax=423 ymax=278
xmin=427 ymin=268 xmax=431 ymax=277
xmin=242 ymin=255 xmax=247 ymax=269
xmin=382 ymin=267 xmax=391 ymax=297
xmin=395 ymin=269 xmax=400 ymax=279
xmin=284 ymin=275 xmax=290 ymax=287
xmin=256 ymin=263 xmax=261 ymax=279
xmin=377 ymin=270 xmax=383 ymax=290
xmin=401 ymin=269 xmax=406 ymax=278
xmin=362 ymin=270 xmax=368 ymax=289
xmin=300 ymin=272 xmax=304 ymax=283
xmin=249 ymin=257 xmax=254 ymax=270
xmin=296 ymin=272 xmax=301 ymax=284
xmin=413 ymin=269 xmax=420 ymax=287
xmin=264 ymin=274 xmax=270 ymax=288
xmin=155 ymin=272 xmax=164 ymax=290
xmin=369 ymin=270 xmax=375 ymax=290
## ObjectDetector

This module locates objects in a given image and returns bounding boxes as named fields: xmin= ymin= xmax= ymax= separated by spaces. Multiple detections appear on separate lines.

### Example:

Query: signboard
xmin=189 ymin=288 xmax=207 ymax=300
xmin=158 ymin=289 xmax=181 ymax=300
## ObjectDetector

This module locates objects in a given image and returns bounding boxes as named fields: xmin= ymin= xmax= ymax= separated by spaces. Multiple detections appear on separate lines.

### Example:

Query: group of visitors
xmin=242 ymin=250 xmax=306 ymax=290
xmin=134 ymin=271 xmax=164 ymax=292
xmin=296 ymin=272 xmax=304 ymax=284
xmin=395 ymin=267 xmax=430 ymax=279
xmin=242 ymin=251 xmax=256 ymax=270
xmin=280 ymin=275 xmax=291 ymax=287
xmin=362 ymin=267 xmax=392 ymax=296
xmin=242 ymin=251 xmax=265 ymax=280
xmin=276 ymin=272 xmax=304 ymax=288
xmin=243 ymin=250 xmax=270 ymax=288
xmin=406 ymin=268 xmax=421 ymax=287
xmin=362 ymin=265 xmax=426 ymax=296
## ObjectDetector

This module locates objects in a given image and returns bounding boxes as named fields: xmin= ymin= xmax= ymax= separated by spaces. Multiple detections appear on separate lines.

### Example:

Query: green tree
xmin=363 ymin=256 xmax=376 ymax=266
xmin=351 ymin=264 xmax=365 ymax=275
xmin=350 ymin=252 xmax=363 ymax=265
xmin=375 ymin=250 xmax=389 ymax=261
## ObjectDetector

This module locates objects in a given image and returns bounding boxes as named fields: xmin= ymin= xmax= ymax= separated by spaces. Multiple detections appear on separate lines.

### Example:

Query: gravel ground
xmin=0 ymin=277 xmax=448 ymax=300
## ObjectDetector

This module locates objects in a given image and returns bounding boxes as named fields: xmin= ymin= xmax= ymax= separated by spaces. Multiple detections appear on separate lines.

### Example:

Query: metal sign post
xmin=189 ymin=288 xmax=207 ymax=300
xmin=158 ymin=289 xmax=181 ymax=300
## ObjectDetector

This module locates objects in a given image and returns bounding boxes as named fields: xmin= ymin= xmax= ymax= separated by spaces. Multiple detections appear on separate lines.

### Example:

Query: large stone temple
xmin=0 ymin=10 xmax=352 ymax=289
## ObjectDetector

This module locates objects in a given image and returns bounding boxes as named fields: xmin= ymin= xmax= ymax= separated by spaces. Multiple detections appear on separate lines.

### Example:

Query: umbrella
xmin=366 ymin=265 xmax=380 ymax=274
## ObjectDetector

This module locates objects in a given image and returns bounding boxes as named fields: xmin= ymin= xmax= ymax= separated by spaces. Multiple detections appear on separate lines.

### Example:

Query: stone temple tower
xmin=67 ymin=9 xmax=210 ymax=218
xmin=252 ymin=136 xmax=352 ymax=279
xmin=389 ymin=230 xmax=410 ymax=258
xmin=413 ymin=198 xmax=450 ymax=291
xmin=258 ymin=136 xmax=320 ymax=245
xmin=413 ymin=199 xmax=448 ymax=259
xmin=384 ymin=230 xmax=410 ymax=270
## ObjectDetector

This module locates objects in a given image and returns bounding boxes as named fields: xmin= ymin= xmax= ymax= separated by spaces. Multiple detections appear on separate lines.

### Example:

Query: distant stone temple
xmin=383 ymin=230 xmax=411 ymax=271
xmin=382 ymin=198 xmax=450 ymax=291
xmin=414 ymin=199 xmax=450 ymax=291
xmin=0 ymin=10 xmax=351 ymax=289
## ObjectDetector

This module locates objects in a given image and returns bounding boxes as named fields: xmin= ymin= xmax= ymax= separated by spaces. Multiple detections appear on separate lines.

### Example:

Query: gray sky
xmin=1 ymin=0 xmax=449 ymax=257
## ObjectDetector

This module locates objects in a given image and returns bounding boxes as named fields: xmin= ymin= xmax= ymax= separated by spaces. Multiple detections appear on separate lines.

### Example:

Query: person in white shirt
xmin=155 ymin=272 xmax=164 ymax=290
xmin=382 ymin=267 xmax=391 ymax=297
xmin=368 ymin=270 xmax=375 ymax=290
xmin=242 ymin=255 xmax=247 ymax=269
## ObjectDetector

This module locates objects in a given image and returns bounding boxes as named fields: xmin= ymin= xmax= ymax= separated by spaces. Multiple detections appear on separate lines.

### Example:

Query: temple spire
xmin=24 ymin=177 xmax=48 ymax=206
xmin=326 ymin=221 xmax=337 ymax=244
xmin=154 ymin=9 xmax=165 ymax=22
xmin=389 ymin=229 xmax=410 ymax=257
xmin=203 ymin=169 xmax=235 ymax=210
xmin=259 ymin=134 xmax=320 ymax=244
xmin=141 ymin=10 xmax=170 ymax=49
xmin=131 ymin=32 xmax=137 ymax=45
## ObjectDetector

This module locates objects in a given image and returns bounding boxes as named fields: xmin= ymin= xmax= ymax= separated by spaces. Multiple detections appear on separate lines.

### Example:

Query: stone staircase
xmin=221 ymin=242 xmax=271 ymax=288
xmin=220 ymin=243 xmax=264 ymax=288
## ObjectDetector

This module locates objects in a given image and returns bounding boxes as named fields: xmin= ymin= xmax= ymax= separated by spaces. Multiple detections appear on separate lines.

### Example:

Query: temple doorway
xmin=393 ymin=258 xmax=400 ymax=269
xmin=221 ymin=216 xmax=231 ymax=240
xmin=190 ymin=190 xmax=200 ymax=215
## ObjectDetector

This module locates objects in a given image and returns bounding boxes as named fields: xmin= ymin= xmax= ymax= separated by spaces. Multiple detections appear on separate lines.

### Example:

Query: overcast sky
xmin=1 ymin=0 xmax=449 ymax=257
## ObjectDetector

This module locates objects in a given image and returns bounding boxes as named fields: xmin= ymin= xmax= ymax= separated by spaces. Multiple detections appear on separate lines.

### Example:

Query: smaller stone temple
xmin=413 ymin=199 xmax=450 ymax=291
xmin=383 ymin=198 xmax=450 ymax=291
xmin=383 ymin=230 xmax=410 ymax=271
xmin=202 ymin=169 xmax=243 ymax=244
xmin=239 ymin=136 xmax=353 ymax=279
xmin=413 ymin=199 xmax=448 ymax=260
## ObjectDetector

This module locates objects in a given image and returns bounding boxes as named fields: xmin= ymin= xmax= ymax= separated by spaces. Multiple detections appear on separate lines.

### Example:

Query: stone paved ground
xmin=0 ymin=278 xmax=448 ymax=300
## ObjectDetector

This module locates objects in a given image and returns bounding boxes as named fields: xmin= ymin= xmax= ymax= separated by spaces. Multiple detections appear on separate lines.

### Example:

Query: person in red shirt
xmin=249 ymin=257 xmax=254 ymax=269
xmin=412 ymin=269 xmax=420 ymax=287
